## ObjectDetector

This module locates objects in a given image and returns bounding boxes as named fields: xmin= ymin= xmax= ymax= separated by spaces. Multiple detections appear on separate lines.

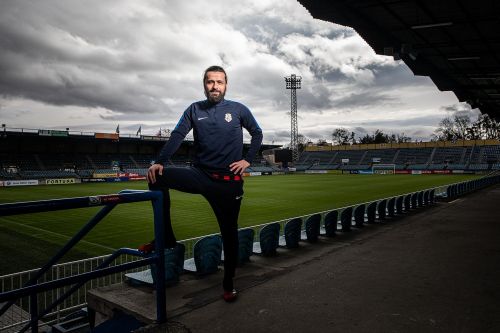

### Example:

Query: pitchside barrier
xmin=0 ymin=190 xmax=168 ymax=333
xmin=1 ymin=173 xmax=500 ymax=332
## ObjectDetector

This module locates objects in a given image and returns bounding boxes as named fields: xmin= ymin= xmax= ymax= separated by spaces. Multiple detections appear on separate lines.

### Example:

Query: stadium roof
xmin=298 ymin=0 xmax=500 ymax=120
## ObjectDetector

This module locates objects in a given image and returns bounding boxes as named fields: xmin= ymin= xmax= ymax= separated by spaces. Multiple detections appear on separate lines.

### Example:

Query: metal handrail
xmin=0 ymin=190 xmax=167 ymax=333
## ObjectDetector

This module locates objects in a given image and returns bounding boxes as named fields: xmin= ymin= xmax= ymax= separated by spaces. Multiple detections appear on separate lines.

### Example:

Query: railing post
xmin=29 ymin=292 xmax=38 ymax=333
xmin=151 ymin=191 xmax=167 ymax=323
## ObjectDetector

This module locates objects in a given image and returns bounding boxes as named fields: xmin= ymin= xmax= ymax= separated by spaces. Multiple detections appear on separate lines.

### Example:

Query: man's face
xmin=204 ymin=71 xmax=227 ymax=103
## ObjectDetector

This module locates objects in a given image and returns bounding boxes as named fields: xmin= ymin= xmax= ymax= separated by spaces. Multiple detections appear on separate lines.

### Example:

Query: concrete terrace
xmin=89 ymin=184 xmax=500 ymax=333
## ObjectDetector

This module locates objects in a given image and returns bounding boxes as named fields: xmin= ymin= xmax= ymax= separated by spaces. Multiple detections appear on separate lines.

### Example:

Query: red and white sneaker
xmin=138 ymin=240 xmax=155 ymax=254
xmin=223 ymin=289 xmax=238 ymax=302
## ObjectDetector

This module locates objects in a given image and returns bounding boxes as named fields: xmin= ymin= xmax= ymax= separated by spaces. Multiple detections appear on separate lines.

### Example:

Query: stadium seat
xmin=377 ymin=200 xmax=387 ymax=220
xmin=423 ymin=190 xmax=430 ymax=205
xmin=323 ymin=210 xmax=338 ymax=237
xmin=395 ymin=196 xmax=404 ymax=214
xmin=387 ymin=198 xmax=395 ymax=217
xmin=253 ymin=223 xmax=280 ymax=256
xmin=304 ymin=214 xmax=321 ymax=242
xmin=411 ymin=193 xmax=418 ymax=209
xmin=282 ymin=218 xmax=302 ymax=248
xmin=429 ymin=189 xmax=436 ymax=204
xmin=184 ymin=235 xmax=222 ymax=275
xmin=340 ymin=207 xmax=353 ymax=232
xmin=404 ymin=194 xmax=411 ymax=211
xmin=151 ymin=243 xmax=185 ymax=286
xmin=353 ymin=204 xmax=365 ymax=227
xmin=366 ymin=202 xmax=377 ymax=224
xmin=417 ymin=191 xmax=424 ymax=207
xmin=237 ymin=228 xmax=255 ymax=265
xmin=127 ymin=243 xmax=185 ymax=287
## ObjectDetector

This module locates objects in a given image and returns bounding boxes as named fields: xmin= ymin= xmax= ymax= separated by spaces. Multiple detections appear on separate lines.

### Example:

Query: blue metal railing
xmin=0 ymin=189 xmax=167 ymax=333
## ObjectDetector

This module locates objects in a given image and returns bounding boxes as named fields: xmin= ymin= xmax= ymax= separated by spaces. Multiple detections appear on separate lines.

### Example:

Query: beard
xmin=205 ymin=88 xmax=226 ymax=103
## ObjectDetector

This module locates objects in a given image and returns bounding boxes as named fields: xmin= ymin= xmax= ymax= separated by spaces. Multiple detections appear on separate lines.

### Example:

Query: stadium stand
xmin=1 ymin=128 xmax=500 ymax=180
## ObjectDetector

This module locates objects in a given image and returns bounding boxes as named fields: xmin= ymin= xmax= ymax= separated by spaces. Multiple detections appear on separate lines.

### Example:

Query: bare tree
xmin=332 ymin=128 xmax=351 ymax=145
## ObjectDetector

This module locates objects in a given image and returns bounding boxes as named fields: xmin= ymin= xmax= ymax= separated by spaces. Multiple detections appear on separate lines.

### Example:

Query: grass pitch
xmin=0 ymin=173 xmax=477 ymax=274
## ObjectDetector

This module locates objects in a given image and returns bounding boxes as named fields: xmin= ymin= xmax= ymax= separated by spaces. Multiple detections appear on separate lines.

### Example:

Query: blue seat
xmin=404 ymin=194 xmax=411 ymax=211
xmin=429 ymin=189 xmax=435 ymax=204
xmin=340 ymin=207 xmax=353 ymax=232
xmin=253 ymin=223 xmax=280 ymax=256
xmin=184 ymin=235 xmax=222 ymax=275
xmin=423 ymin=190 xmax=430 ymax=205
xmin=284 ymin=218 xmax=302 ymax=248
xmin=417 ymin=191 xmax=424 ymax=207
xmin=237 ymin=228 xmax=255 ymax=265
xmin=150 ymin=243 xmax=185 ymax=286
xmin=354 ymin=204 xmax=365 ymax=227
xmin=377 ymin=200 xmax=387 ymax=220
xmin=411 ymin=193 xmax=418 ymax=209
xmin=366 ymin=202 xmax=377 ymax=223
xmin=395 ymin=196 xmax=404 ymax=214
xmin=304 ymin=214 xmax=321 ymax=242
xmin=323 ymin=210 xmax=338 ymax=237
xmin=126 ymin=243 xmax=185 ymax=287
xmin=387 ymin=198 xmax=395 ymax=217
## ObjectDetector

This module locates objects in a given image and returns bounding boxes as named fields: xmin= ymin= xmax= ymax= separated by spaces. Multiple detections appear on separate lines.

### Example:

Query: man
xmin=141 ymin=65 xmax=263 ymax=302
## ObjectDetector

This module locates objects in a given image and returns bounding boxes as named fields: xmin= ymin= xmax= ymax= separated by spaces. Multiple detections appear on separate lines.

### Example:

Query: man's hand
xmin=229 ymin=159 xmax=250 ymax=175
xmin=147 ymin=163 xmax=164 ymax=183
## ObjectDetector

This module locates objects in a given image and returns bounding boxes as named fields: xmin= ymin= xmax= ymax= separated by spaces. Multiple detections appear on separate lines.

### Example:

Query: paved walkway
xmin=170 ymin=185 xmax=500 ymax=332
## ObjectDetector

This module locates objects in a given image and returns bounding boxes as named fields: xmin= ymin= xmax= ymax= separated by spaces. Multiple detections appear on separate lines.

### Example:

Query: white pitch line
xmin=2 ymin=219 xmax=117 ymax=252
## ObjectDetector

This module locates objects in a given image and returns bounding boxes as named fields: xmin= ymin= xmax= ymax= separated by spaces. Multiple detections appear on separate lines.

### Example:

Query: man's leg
xmin=205 ymin=181 xmax=243 ymax=292
xmin=147 ymin=166 xmax=206 ymax=248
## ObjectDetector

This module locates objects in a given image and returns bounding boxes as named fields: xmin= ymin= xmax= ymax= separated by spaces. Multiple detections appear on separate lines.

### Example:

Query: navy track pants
xmin=148 ymin=166 xmax=243 ymax=290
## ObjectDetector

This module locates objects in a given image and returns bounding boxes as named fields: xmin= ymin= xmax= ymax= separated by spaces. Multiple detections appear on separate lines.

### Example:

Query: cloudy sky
xmin=0 ymin=0 xmax=479 ymax=145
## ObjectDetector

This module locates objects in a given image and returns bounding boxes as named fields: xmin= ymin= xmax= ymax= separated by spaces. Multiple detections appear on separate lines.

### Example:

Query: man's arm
xmin=155 ymin=110 xmax=193 ymax=165
xmin=148 ymin=109 xmax=193 ymax=183
xmin=241 ymin=108 xmax=263 ymax=165
xmin=230 ymin=106 xmax=262 ymax=175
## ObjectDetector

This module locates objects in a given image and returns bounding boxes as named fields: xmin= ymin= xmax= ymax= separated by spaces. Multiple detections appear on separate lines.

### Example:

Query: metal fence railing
xmin=0 ymin=190 xmax=167 ymax=333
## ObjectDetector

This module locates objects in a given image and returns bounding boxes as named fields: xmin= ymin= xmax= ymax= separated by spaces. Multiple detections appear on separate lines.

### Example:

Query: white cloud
xmin=0 ymin=0 xmax=465 ymax=144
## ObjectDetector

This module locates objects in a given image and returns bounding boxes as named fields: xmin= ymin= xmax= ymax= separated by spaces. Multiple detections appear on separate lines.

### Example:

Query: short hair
xmin=203 ymin=65 xmax=227 ymax=83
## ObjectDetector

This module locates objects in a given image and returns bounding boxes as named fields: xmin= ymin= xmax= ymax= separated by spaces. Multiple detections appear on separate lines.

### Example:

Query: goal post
xmin=372 ymin=163 xmax=396 ymax=174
